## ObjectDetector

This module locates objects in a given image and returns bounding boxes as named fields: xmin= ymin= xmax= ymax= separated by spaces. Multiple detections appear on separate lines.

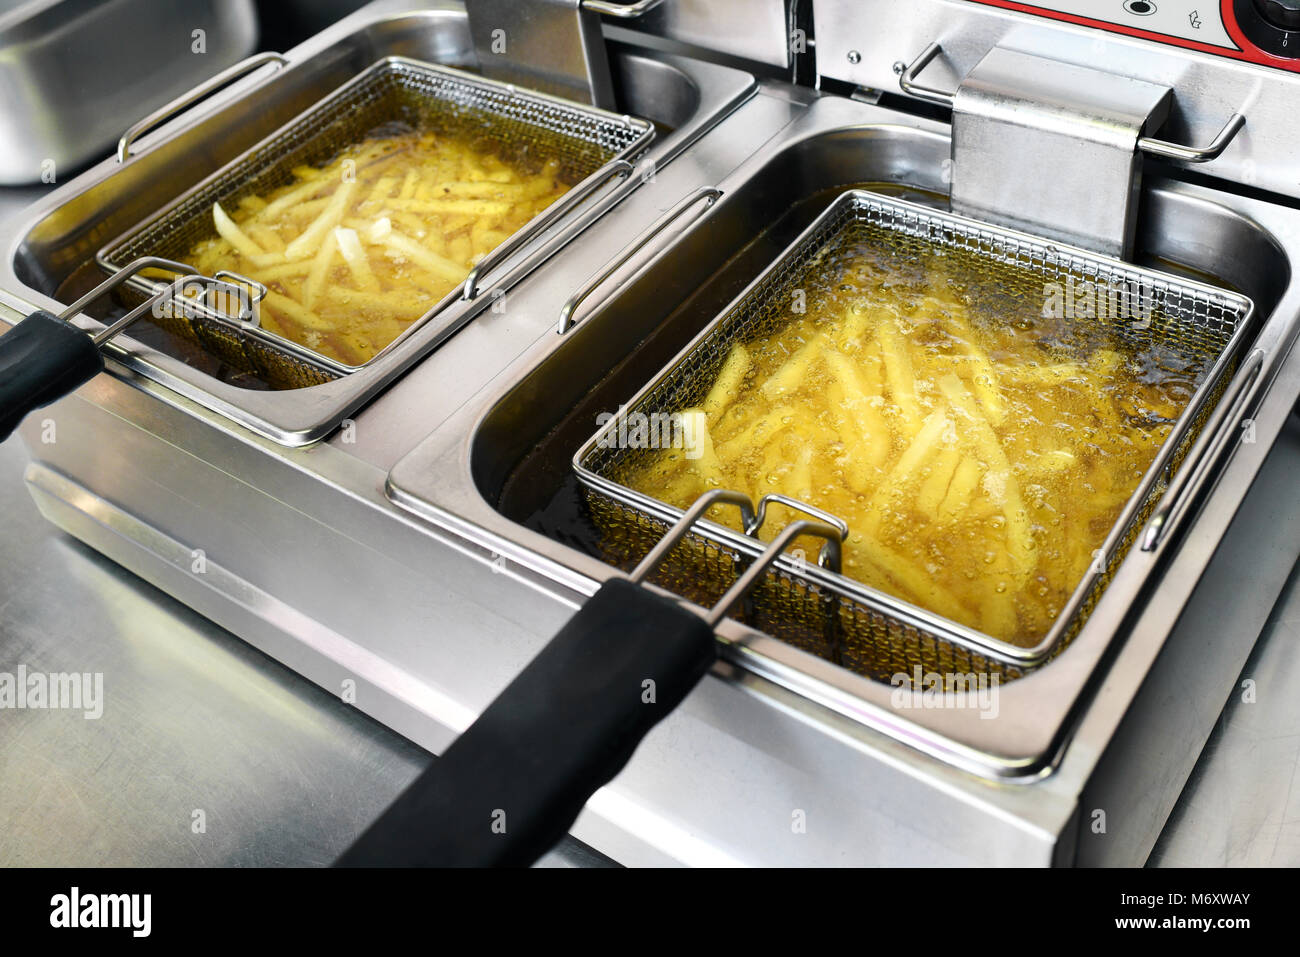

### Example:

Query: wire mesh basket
xmin=97 ymin=56 xmax=654 ymax=388
xmin=575 ymin=189 xmax=1256 ymax=685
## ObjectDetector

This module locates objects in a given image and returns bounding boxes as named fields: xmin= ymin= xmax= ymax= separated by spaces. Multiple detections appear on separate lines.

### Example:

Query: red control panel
xmin=965 ymin=0 xmax=1300 ymax=71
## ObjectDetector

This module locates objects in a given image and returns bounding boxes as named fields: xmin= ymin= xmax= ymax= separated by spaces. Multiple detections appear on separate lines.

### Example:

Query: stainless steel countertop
xmin=0 ymin=438 xmax=609 ymax=866
xmin=0 ymin=425 xmax=1296 ymax=866
xmin=0 ymin=442 xmax=424 ymax=865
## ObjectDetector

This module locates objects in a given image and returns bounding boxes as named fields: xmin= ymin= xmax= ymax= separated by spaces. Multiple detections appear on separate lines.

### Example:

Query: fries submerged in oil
xmin=617 ymin=240 xmax=1211 ymax=646
xmin=186 ymin=129 xmax=572 ymax=366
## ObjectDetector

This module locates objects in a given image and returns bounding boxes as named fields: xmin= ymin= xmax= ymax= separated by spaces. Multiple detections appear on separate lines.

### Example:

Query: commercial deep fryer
xmin=4 ymin=0 xmax=1300 ymax=865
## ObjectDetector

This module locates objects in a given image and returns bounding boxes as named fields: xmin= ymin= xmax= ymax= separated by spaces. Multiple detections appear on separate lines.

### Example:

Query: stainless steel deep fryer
xmin=96 ymin=55 xmax=654 ymax=388
xmin=575 ymin=189 xmax=1257 ymax=684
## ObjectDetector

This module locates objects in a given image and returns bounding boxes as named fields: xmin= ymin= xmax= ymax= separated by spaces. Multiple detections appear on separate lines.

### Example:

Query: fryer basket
xmin=575 ymin=190 xmax=1256 ymax=685
xmin=97 ymin=56 xmax=654 ymax=387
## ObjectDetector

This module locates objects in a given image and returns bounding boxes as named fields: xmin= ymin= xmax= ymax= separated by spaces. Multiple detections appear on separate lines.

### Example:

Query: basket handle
xmin=117 ymin=52 xmax=289 ymax=163
xmin=751 ymin=494 xmax=849 ymax=571
xmin=336 ymin=491 xmax=839 ymax=867
xmin=0 ymin=311 xmax=104 ymax=443
xmin=461 ymin=159 xmax=636 ymax=301
xmin=0 ymin=260 xmax=241 ymax=442
xmin=557 ymin=186 xmax=722 ymax=334
xmin=1141 ymin=347 xmax=1266 ymax=552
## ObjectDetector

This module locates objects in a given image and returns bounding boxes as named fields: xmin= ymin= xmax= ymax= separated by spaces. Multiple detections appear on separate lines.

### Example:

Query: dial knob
xmin=1255 ymin=0 xmax=1300 ymax=30
xmin=1235 ymin=0 xmax=1300 ymax=58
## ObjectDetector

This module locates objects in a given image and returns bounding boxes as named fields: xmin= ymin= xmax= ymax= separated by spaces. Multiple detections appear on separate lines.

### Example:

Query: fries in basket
xmin=619 ymin=245 xmax=1205 ymax=646
xmin=186 ymin=130 xmax=571 ymax=366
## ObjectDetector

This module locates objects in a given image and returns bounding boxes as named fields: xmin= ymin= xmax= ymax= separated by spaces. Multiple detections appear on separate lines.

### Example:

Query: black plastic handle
xmin=0 ymin=310 xmax=104 ymax=442
xmin=336 ymin=578 xmax=718 ymax=867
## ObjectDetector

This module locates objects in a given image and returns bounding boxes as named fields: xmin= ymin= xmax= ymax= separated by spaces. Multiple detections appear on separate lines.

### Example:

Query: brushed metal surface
xmin=7 ymin=91 xmax=1297 ymax=863
xmin=616 ymin=0 xmax=793 ymax=69
xmin=468 ymin=0 xmax=615 ymax=107
xmin=0 ymin=439 xmax=612 ymax=867
xmin=0 ymin=0 xmax=258 ymax=185
xmin=951 ymin=46 xmax=1172 ymax=256
xmin=1076 ymin=413 xmax=1300 ymax=865
xmin=2 ymin=290 xmax=1293 ymax=868
xmin=1150 ymin=554 xmax=1300 ymax=867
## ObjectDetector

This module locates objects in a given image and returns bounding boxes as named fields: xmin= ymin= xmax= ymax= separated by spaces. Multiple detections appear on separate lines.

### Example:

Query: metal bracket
xmin=896 ymin=43 xmax=1245 ymax=163
xmin=466 ymin=0 xmax=664 ymax=108
xmin=896 ymin=42 xmax=1246 ymax=258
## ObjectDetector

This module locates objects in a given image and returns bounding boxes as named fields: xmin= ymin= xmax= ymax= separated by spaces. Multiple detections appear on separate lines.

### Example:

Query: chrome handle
xmin=628 ymin=488 xmax=842 ymax=627
xmin=60 ymin=257 xmax=201 ymax=344
xmin=631 ymin=489 xmax=757 ymax=583
xmin=894 ymin=42 xmax=956 ymax=108
xmin=706 ymin=520 xmax=843 ymax=627
xmin=117 ymin=52 xmax=289 ymax=162
xmin=751 ymin=493 xmax=849 ymax=571
xmin=557 ymin=186 xmax=722 ymax=334
xmin=462 ymin=159 xmax=635 ymax=300
xmin=1138 ymin=113 xmax=1246 ymax=163
xmin=583 ymin=0 xmax=667 ymax=17
xmin=1141 ymin=348 xmax=1266 ymax=552
xmin=56 ymin=257 xmax=257 ymax=346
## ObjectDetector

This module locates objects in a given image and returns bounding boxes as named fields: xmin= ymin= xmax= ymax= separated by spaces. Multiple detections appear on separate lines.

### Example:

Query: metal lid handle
xmin=118 ymin=52 xmax=289 ymax=163
xmin=558 ymin=186 xmax=722 ymax=334
xmin=894 ymin=42 xmax=956 ymax=108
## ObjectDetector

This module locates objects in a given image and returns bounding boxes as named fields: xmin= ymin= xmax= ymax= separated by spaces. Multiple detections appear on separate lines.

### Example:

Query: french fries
xmin=702 ymin=344 xmax=751 ymax=420
xmin=620 ymin=245 xmax=1208 ymax=646
xmin=185 ymin=130 xmax=572 ymax=366
xmin=212 ymin=202 xmax=265 ymax=259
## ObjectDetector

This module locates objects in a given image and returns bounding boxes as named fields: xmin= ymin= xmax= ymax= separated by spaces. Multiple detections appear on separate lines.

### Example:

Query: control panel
xmin=965 ymin=1 xmax=1300 ymax=69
